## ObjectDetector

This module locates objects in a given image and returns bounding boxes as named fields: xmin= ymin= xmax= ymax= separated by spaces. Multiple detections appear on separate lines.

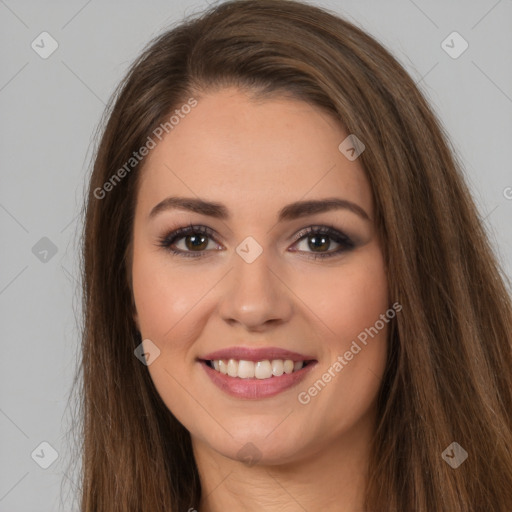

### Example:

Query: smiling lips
xmin=200 ymin=346 xmax=317 ymax=399
xmin=211 ymin=358 xmax=304 ymax=379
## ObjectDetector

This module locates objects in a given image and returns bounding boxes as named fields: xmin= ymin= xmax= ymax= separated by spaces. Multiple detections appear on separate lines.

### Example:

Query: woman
xmin=76 ymin=0 xmax=512 ymax=510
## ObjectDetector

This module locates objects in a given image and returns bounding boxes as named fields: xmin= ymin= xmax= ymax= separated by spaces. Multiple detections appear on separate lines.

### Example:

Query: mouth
xmin=198 ymin=347 xmax=317 ymax=399
xmin=203 ymin=358 xmax=316 ymax=379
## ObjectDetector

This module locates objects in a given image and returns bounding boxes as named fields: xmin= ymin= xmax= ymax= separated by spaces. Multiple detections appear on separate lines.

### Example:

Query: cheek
xmin=131 ymin=248 xmax=210 ymax=347
xmin=291 ymin=247 xmax=389 ymax=426
xmin=131 ymin=250 xmax=215 ymax=425
xmin=293 ymin=248 xmax=389 ymax=346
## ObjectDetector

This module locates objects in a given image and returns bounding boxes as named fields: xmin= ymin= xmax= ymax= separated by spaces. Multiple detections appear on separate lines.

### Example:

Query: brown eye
xmin=291 ymin=226 xmax=355 ymax=259
xmin=158 ymin=225 xmax=220 ymax=258
xmin=183 ymin=233 xmax=209 ymax=251
xmin=307 ymin=234 xmax=331 ymax=252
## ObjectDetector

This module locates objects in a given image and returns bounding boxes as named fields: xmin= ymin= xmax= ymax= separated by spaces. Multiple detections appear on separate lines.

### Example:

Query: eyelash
xmin=157 ymin=223 xmax=355 ymax=260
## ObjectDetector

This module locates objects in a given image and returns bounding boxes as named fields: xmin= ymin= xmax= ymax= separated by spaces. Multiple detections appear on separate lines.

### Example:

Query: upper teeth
xmin=211 ymin=359 xmax=304 ymax=379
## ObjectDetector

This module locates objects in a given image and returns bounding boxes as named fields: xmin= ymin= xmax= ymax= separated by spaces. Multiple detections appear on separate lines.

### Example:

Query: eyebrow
xmin=148 ymin=196 xmax=370 ymax=222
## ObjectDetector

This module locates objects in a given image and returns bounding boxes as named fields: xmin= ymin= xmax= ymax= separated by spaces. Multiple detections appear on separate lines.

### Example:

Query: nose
xmin=217 ymin=246 xmax=293 ymax=332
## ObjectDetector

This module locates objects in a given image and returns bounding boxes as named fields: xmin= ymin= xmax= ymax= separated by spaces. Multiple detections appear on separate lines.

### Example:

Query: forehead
xmin=136 ymin=88 xmax=373 ymax=218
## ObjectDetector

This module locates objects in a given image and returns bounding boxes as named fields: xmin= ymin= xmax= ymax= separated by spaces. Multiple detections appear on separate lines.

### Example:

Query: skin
xmin=130 ymin=87 xmax=390 ymax=512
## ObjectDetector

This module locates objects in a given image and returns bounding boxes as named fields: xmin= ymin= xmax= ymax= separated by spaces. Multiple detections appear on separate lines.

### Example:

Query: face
xmin=130 ymin=87 xmax=390 ymax=466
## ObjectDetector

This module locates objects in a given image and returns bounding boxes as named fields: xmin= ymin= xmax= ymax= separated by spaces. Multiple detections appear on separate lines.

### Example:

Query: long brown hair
xmin=72 ymin=0 xmax=512 ymax=510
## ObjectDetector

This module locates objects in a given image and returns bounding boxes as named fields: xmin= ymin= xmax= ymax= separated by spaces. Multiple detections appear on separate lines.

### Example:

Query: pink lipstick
xmin=199 ymin=346 xmax=317 ymax=399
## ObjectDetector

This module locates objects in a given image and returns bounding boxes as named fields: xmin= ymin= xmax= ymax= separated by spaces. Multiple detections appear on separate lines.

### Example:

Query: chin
xmin=192 ymin=417 xmax=314 ymax=467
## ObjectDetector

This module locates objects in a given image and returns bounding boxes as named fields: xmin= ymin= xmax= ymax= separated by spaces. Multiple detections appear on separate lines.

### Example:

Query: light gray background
xmin=1 ymin=0 xmax=511 ymax=510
